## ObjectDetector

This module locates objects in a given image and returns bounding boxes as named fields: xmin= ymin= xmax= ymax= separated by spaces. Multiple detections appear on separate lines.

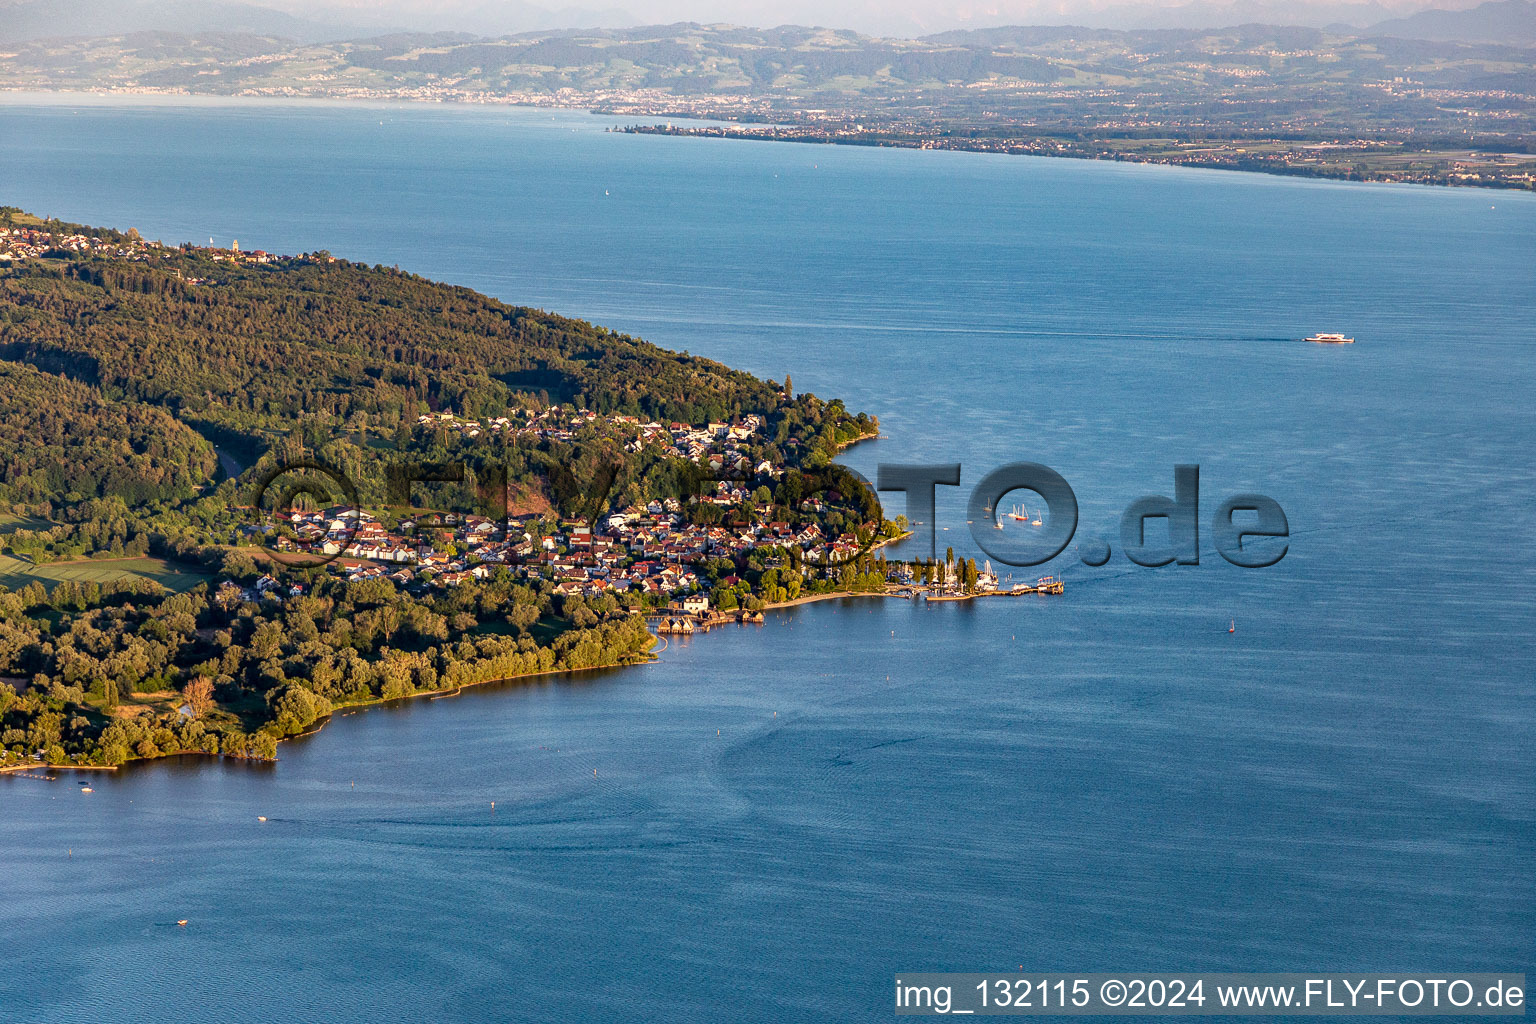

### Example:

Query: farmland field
xmin=0 ymin=555 xmax=213 ymax=594
xmin=0 ymin=513 xmax=54 ymax=535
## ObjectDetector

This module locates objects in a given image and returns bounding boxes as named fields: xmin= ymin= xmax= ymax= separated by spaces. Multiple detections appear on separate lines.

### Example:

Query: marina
xmin=928 ymin=576 xmax=1065 ymax=602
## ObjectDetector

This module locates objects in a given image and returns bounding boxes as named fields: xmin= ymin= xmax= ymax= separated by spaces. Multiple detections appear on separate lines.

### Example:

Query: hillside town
xmin=252 ymin=407 xmax=881 ymax=605
xmin=0 ymin=216 xmax=308 ymax=267
xmin=419 ymin=407 xmax=777 ymax=473
xmin=241 ymin=397 xmax=1070 ymax=623
xmin=0 ymin=223 xmax=165 ymax=263
xmin=239 ymin=485 xmax=1059 ymax=624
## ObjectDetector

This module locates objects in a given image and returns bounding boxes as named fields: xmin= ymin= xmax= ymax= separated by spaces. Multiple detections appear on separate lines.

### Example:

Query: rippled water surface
xmin=2 ymin=97 xmax=1533 ymax=1023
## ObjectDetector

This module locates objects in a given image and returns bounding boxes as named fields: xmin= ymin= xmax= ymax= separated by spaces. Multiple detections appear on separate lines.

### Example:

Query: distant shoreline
xmin=619 ymin=124 xmax=1536 ymax=193
xmin=4 ymin=90 xmax=1530 ymax=193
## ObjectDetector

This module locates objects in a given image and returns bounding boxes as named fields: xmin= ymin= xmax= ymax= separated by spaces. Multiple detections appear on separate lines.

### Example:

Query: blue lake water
xmin=2 ymin=96 xmax=1533 ymax=1022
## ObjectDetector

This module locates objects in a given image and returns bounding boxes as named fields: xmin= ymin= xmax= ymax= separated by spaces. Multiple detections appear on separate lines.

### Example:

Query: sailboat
xmin=1011 ymin=503 xmax=1042 ymax=526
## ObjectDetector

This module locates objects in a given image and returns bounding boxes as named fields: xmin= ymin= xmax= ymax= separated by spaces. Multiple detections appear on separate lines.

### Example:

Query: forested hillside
xmin=0 ymin=229 xmax=869 ymax=514
xmin=0 ymin=359 xmax=217 ymax=505
xmin=1 ymin=252 xmax=782 ymax=438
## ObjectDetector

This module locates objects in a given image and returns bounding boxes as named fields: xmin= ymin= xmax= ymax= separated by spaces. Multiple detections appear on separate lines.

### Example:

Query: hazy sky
xmin=261 ymin=0 xmax=1461 ymax=37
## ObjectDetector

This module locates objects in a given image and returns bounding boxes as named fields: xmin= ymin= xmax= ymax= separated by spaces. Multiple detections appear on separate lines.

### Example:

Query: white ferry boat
xmin=1305 ymin=332 xmax=1355 ymax=344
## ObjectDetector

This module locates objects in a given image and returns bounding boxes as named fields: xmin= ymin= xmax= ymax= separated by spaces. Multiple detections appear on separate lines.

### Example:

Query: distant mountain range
xmin=1002 ymin=0 xmax=1536 ymax=43
xmin=5 ymin=18 xmax=1529 ymax=103
xmin=1364 ymin=0 xmax=1536 ymax=44
xmin=1067 ymin=0 xmax=1403 ymax=31
xmin=374 ymin=1 xmax=636 ymax=35
xmin=0 ymin=0 xmax=1529 ymax=47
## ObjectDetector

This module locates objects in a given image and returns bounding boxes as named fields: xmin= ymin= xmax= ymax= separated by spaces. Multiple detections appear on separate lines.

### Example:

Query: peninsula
xmin=0 ymin=208 xmax=1017 ymax=770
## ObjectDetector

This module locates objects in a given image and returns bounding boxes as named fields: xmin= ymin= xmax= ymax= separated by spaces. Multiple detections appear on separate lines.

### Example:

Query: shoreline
xmin=621 ymin=125 xmax=1536 ymax=193
xmin=2 ymin=557 xmax=1059 ymax=777
xmin=761 ymin=588 xmax=896 ymax=611
xmin=0 ymin=648 xmax=662 ymax=777
xmin=0 ymin=427 xmax=898 ymax=775
xmin=2 ymin=90 xmax=1529 ymax=194
xmin=2 ymin=534 xmax=926 ymax=777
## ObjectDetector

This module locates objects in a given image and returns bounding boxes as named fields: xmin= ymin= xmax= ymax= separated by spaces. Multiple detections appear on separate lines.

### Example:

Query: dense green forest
xmin=0 ymin=571 xmax=655 ymax=765
xmin=1 ymin=250 xmax=785 ymax=435
xmin=0 ymin=360 xmax=217 ymax=505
